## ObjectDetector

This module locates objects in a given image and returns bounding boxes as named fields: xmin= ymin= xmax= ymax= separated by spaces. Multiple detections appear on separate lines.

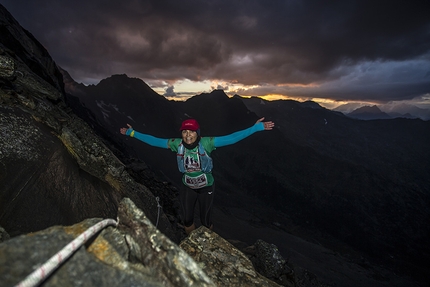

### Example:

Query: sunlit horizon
xmin=161 ymin=89 xmax=424 ymax=111
xmin=153 ymin=80 xmax=429 ymax=111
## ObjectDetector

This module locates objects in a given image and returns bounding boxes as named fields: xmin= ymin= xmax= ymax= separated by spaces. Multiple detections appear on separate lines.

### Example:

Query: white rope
xmin=15 ymin=218 xmax=118 ymax=287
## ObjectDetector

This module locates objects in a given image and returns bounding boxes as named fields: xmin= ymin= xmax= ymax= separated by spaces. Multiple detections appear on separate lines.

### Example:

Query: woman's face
xmin=181 ymin=129 xmax=198 ymax=145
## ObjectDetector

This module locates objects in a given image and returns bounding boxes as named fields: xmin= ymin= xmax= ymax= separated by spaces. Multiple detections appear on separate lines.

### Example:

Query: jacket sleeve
xmin=213 ymin=122 xmax=264 ymax=148
xmin=126 ymin=128 xmax=169 ymax=149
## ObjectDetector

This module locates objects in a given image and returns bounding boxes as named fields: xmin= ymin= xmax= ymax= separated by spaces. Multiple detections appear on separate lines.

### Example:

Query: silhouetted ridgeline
xmin=61 ymin=72 xmax=430 ymax=284
xmin=335 ymin=102 xmax=430 ymax=120
xmin=64 ymin=76 xmax=430 ymax=284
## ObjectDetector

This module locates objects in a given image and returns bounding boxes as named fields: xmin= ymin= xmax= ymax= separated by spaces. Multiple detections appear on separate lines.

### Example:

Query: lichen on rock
xmin=0 ymin=54 xmax=15 ymax=78
xmin=0 ymin=198 xmax=216 ymax=287
xmin=0 ymin=107 xmax=44 ymax=161
xmin=180 ymin=226 xmax=282 ymax=287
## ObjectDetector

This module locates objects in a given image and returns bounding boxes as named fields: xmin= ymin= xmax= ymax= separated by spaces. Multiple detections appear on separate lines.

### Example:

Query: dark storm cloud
xmin=2 ymin=0 xmax=430 ymax=103
xmin=164 ymin=86 xmax=176 ymax=97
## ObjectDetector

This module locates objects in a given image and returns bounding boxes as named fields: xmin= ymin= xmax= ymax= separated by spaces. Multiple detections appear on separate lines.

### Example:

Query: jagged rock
xmin=0 ymin=54 xmax=15 ymax=78
xmin=118 ymin=198 xmax=215 ymax=286
xmin=251 ymin=239 xmax=295 ymax=286
xmin=0 ymin=226 xmax=9 ymax=243
xmin=0 ymin=101 xmax=177 ymax=241
xmin=0 ymin=3 xmax=177 ymax=242
xmin=0 ymin=5 xmax=64 ymax=95
xmin=0 ymin=198 xmax=215 ymax=287
xmin=1 ymin=219 xmax=154 ymax=287
xmin=180 ymin=226 xmax=282 ymax=286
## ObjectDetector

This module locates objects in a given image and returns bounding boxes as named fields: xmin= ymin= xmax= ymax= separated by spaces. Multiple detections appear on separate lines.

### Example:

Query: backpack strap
xmin=198 ymin=142 xmax=213 ymax=173
xmin=176 ymin=141 xmax=213 ymax=173
xmin=176 ymin=143 xmax=186 ymax=173
xmin=198 ymin=142 xmax=207 ymax=156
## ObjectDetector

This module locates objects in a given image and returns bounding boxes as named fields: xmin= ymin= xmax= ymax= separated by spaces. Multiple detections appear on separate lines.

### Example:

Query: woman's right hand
xmin=120 ymin=124 xmax=133 ymax=135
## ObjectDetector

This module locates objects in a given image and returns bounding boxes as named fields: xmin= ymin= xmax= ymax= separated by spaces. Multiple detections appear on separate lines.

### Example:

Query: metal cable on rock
xmin=15 ymin=218 xmax=118 ymax=287
xmin=155 ymin=196 xmax=162 ymax=228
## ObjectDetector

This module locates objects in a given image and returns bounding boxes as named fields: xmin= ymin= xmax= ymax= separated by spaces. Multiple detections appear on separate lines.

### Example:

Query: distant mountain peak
xmin=349 ymin=105 xmax=381 ymax=114
xmin=301 ymin=101 xmax=323 ymax=109
xmin=348 ymin=105 xmax=391 ymax=120
xmin=208 ymin=89 xmax=229 ymax=98
xmin=97 ymin=74 xmax=146 ymax=87
xmin=189 ymin=89 xmax=229 ymax=103
xmin=335 ymin=102 xmax=430 ymax=121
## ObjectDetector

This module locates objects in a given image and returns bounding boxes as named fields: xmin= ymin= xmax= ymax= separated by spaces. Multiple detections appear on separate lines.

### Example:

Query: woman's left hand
xmin=256 ymin=117 xmax=275 ymax=130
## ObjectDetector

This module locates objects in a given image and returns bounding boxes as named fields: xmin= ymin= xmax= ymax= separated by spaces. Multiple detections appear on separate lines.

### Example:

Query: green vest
xmin=168 ymin=137 xmax=215 ymax=189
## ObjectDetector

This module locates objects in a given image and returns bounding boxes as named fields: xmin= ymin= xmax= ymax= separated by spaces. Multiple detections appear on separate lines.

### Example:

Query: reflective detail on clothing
xmin=177 ymin=141 xmax=213 ymax=173
xmin=169 ymin=137 xmax=215 ymax=187
xmin=184 ymin=173 xmax=208 ymax=189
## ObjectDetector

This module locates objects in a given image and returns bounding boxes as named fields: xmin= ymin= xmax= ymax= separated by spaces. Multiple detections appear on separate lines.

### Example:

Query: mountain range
xmin=334 ymin=102 xmax=430 ymax=120
xmin=62 ymin=71 xmax=430 ymax=284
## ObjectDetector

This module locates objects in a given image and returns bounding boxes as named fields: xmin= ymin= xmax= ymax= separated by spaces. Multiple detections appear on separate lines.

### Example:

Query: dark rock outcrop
xmin=0 ymin=198 xmax=215 ymax=287
xmin=180 ymin=227 xmax=283 ymax=287
xmin=0 ymin=226 xmax=9 ymax=243
xmin=0 ymin=198 xmax=288 ymax=287
xmin=0 ymin=4 xmax=176 ymax=242
xmin=251 ymin=239 xmax=295 ymax=286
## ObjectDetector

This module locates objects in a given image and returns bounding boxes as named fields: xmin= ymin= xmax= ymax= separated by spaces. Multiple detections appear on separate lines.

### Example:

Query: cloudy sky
xmin=2 ymin=0 xmax=430 ymax=108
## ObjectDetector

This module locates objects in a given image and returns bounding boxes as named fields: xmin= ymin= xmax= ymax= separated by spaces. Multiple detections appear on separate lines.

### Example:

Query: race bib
xmin=184 ymin=174 xmax=208 ymax=189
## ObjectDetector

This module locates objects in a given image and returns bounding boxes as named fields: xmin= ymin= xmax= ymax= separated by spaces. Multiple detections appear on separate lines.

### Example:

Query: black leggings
xmin=179 ymin=183 xmax=214 ymax=228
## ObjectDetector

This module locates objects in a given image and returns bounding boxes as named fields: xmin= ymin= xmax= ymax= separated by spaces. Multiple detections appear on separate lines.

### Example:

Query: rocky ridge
xmin=1 ymin=198 xmax=288 ymax=286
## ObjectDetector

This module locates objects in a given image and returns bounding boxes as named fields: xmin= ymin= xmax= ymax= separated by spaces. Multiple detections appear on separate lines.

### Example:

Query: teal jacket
xmin=126 ymin=122 xmax=265 ymax=188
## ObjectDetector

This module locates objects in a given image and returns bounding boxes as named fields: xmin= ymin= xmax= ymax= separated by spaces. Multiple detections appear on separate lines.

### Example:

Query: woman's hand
xmin=256 ymin=117 xmax=275 ymax=130
xmin=120 ymin=124 xmax=133 ymax=135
